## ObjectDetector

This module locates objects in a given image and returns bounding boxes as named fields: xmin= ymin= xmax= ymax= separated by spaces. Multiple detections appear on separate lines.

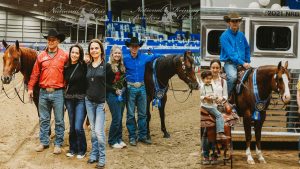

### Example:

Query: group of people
xmin=200 ymin=12 xmax=251 ymax=165
xmin=28 ymin=29 xmax=161 ymax=169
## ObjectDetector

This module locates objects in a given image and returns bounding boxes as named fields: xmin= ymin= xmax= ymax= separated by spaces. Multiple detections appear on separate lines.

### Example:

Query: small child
xmin=200 ymin=70 xmax=227 ymax=140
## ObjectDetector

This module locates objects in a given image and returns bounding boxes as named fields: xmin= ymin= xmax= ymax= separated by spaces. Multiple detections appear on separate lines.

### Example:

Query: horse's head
xmin=175 ymin=53 xmax=199 ymax=90
xmin=1 ymin=40 xmax=22 ymax=84
xmin=272 ymin=61 xmax=291 ymax=104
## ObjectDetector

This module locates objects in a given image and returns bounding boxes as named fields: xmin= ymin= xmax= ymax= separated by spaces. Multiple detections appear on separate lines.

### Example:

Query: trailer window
xmin=207 ymin=30 xmax=224 ymax=55
xmin=256 ymin=26 xmax=291 ymax=51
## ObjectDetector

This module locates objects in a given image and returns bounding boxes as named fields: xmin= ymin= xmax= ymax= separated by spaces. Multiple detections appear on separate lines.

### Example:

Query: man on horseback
xmin=28 ymin=29 xmax=68 ymax=154
xmin=220 ymin=12 xmax=251 ymax=96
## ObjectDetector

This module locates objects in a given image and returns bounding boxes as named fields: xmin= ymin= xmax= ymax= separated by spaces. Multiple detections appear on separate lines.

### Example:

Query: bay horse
xmin=145 ymin=52 xmax=199 ymax=139
xmin=1 ymin=40 xmax=39 ymax=109
xmin=232 ymin=61 xmax=291 ymax=164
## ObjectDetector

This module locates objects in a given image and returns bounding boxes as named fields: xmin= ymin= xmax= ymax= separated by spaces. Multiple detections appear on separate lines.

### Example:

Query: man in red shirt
xmin=28 ymin=29 xmax=68 ymax=154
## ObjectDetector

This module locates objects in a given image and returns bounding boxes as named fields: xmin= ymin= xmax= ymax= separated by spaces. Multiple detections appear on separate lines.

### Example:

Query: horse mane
xmin=6 ymin=45 xmax=37 ymax=84
xmin=156 ymin=55 xmax=179 ymax=76
xmin=20 ymin=47 xmax=37 ymax=84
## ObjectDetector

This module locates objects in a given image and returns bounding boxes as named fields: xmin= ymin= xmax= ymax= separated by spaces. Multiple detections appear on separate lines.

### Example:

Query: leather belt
xmin=43 ymin=88 xmax=62 ymax=92
xmin=127 ymin=82 xmax=144 ymax=88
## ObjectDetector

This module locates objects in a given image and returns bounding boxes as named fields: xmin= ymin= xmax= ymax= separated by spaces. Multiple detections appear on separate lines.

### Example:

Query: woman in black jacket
xmin=64 ymin=44 xmax=87 ymax=159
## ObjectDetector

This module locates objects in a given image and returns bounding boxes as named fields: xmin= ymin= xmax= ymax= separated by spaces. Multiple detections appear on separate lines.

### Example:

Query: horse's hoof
xmin=163 ymin=133 xmax=170 ymax=138
xmin=259 ymin=158 xmax=266 ymax=164
xmin=247 ymin=159 xmax=255 ymax=165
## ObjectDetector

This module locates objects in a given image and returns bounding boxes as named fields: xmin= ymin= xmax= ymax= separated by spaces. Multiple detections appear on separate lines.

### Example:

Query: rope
xmin=169 ymin=78 xmax=192 ymax=103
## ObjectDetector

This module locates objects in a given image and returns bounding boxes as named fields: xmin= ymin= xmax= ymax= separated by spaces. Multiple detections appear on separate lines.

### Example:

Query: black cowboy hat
xmin=125 ymin=37 xmax=144 ymax=47
xmin=43 ymin=29 xmax=66 ymax=42
xmin=223 ymin=12 xmax=243 ymax=23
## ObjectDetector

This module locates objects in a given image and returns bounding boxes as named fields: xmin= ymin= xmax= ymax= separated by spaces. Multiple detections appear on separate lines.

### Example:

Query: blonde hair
xmin=108 ymin=45 xmax=126 ymax=73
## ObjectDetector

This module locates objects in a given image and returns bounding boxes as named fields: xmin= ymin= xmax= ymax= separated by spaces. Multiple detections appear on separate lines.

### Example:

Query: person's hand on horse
xmin=28 ymin=89 xmax=33 ymax=103
xmin=243 ymin=63 xmax=251 ymax=69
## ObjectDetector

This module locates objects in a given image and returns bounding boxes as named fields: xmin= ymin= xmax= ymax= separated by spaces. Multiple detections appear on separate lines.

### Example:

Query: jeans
xmin=106 ymin=92 xmax=125 ymax=145
xmin=65 ymin=98 xmax=87 ymax=155
xmin=126 ymin=85 xmax=147 ymax=141
xmin=224 ymin=62 xmax=237 ymax=96
xmin=85 ymin=97 xmax=106 ymax=165
xmin=38 ymin=88 xmax=65 ymax=146
xmin=203 ymin=106 xmax=224 ymax=133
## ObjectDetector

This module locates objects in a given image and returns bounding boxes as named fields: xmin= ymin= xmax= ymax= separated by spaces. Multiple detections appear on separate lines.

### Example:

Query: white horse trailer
xmin=200 ymin=7 xmax=300 ymax=141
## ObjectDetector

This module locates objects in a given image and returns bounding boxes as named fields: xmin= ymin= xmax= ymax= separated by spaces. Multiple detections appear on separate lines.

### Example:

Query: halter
xmin=273 ymin=68 xmax=286 ymax=94
xmin=1 ymin=45 xmax=27 ymax=103
xmin=178 ymin=56 xmax=195 ymax=86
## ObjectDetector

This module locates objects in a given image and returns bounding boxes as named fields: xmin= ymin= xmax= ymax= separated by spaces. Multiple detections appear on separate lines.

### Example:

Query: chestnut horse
xmin=145 ymin=52 xmax=199 ymax=139
xmin=232 ymin=61 xmax=290 ymax=164
xmin=1 ymin=40 xmax=39 ymax=114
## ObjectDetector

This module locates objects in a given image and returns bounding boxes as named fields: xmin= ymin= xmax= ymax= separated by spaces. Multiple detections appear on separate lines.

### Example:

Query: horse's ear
xmin=277 ymin=61 xmax=282 ymax=70
xmin=2 ymin=39 xmax=8 ymax=49
xmin=284 ymin=61 xmax=288 ymax=69
xmin=16 ymin=40 xmax=20 ymax=50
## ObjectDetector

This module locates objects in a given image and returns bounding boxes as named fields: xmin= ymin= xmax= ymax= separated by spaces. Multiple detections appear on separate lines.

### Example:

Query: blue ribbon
xmin=152 ymin=59 xmax=167 ymax=108
xmin=252 ymin=69 xmax=269 ymax=121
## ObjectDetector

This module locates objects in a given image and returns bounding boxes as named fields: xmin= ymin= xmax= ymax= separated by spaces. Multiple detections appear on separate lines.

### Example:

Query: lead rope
xmin=169 ymin=78 xmax=192 ymax=103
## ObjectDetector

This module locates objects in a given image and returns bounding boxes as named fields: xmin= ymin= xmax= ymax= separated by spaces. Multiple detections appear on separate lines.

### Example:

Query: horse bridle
xmin=1 ymin=45 xmax=26 ymax=103
xmin=179 ymin=56 xmax=197 ymax=88
xmin=271 ymin=68 xmax=289 ymax=108
xmin=167 ymin=56 xmax=196 ymax=103
xmin=273 ymin=68 xmax=288 ymax=96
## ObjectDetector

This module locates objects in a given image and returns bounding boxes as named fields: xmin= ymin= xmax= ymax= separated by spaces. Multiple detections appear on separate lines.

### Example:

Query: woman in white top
xmin=201 ymin=59 xmax=228 ymax=165
xmin=210 ymin=59 xmax=228 ymax=102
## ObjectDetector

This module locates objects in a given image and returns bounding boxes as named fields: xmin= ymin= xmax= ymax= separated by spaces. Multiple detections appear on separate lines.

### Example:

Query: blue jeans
xmin=203 ymin=106 xmax=224 ymax=133
xmin=224 ymin=62 xmax=237 ymax=95
xmin=126 ymin=85 xmax=147 ymax=141
xmin=106 ymin=92 xmax=125 ymax=145
xmin=65 ymin=98 xmax=87 ymax=155
xmin=38 ymin=88 xmax=65 ymax=146
xmin=85 ymin=97 xmax=105 ymax=165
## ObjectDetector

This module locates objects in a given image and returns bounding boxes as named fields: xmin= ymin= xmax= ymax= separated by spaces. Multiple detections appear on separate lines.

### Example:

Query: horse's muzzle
xmin=1 ymin=75 xmax=12 ymax=84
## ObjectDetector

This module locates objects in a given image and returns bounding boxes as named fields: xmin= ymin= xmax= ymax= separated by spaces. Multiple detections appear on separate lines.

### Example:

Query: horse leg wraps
xmin=246 ymin=147 xmax=255 ymax=164
xmin=256 ymin=146 xmax=266 ymax=163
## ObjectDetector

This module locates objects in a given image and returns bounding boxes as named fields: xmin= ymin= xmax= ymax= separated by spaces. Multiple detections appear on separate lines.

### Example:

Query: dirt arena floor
xmin=0 ymin=54 xmax=200 ymax=169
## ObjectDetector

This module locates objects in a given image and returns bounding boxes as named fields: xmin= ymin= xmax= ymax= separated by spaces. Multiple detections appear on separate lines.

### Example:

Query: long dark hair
xmin=88 ymin=39 xmax=105 ymax=62
xmin=65 ymin=43 xmax=84 ymax=67
xmin=210 ymin=59 xmax=221 ymax=68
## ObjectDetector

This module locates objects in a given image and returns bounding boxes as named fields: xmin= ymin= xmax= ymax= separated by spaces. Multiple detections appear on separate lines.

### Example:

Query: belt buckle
xmin=46 ymin=88 xmax=55 ymax=92
xmin=133 ymin=82 xmax=142 ymax=88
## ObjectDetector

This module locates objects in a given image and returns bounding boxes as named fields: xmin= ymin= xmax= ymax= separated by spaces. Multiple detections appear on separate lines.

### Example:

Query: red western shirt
xmin=28 ymin=48 xmax=68 ymax=90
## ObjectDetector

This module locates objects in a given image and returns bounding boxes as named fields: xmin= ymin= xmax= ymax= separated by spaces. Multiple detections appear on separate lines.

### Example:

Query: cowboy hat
xmin=223 ymin=12 xmax=243 ymax=22
xmin=125 ymin=37 xmax=144 ymax=47
xmin=43 ymin=29 xmax=66 ymax=42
